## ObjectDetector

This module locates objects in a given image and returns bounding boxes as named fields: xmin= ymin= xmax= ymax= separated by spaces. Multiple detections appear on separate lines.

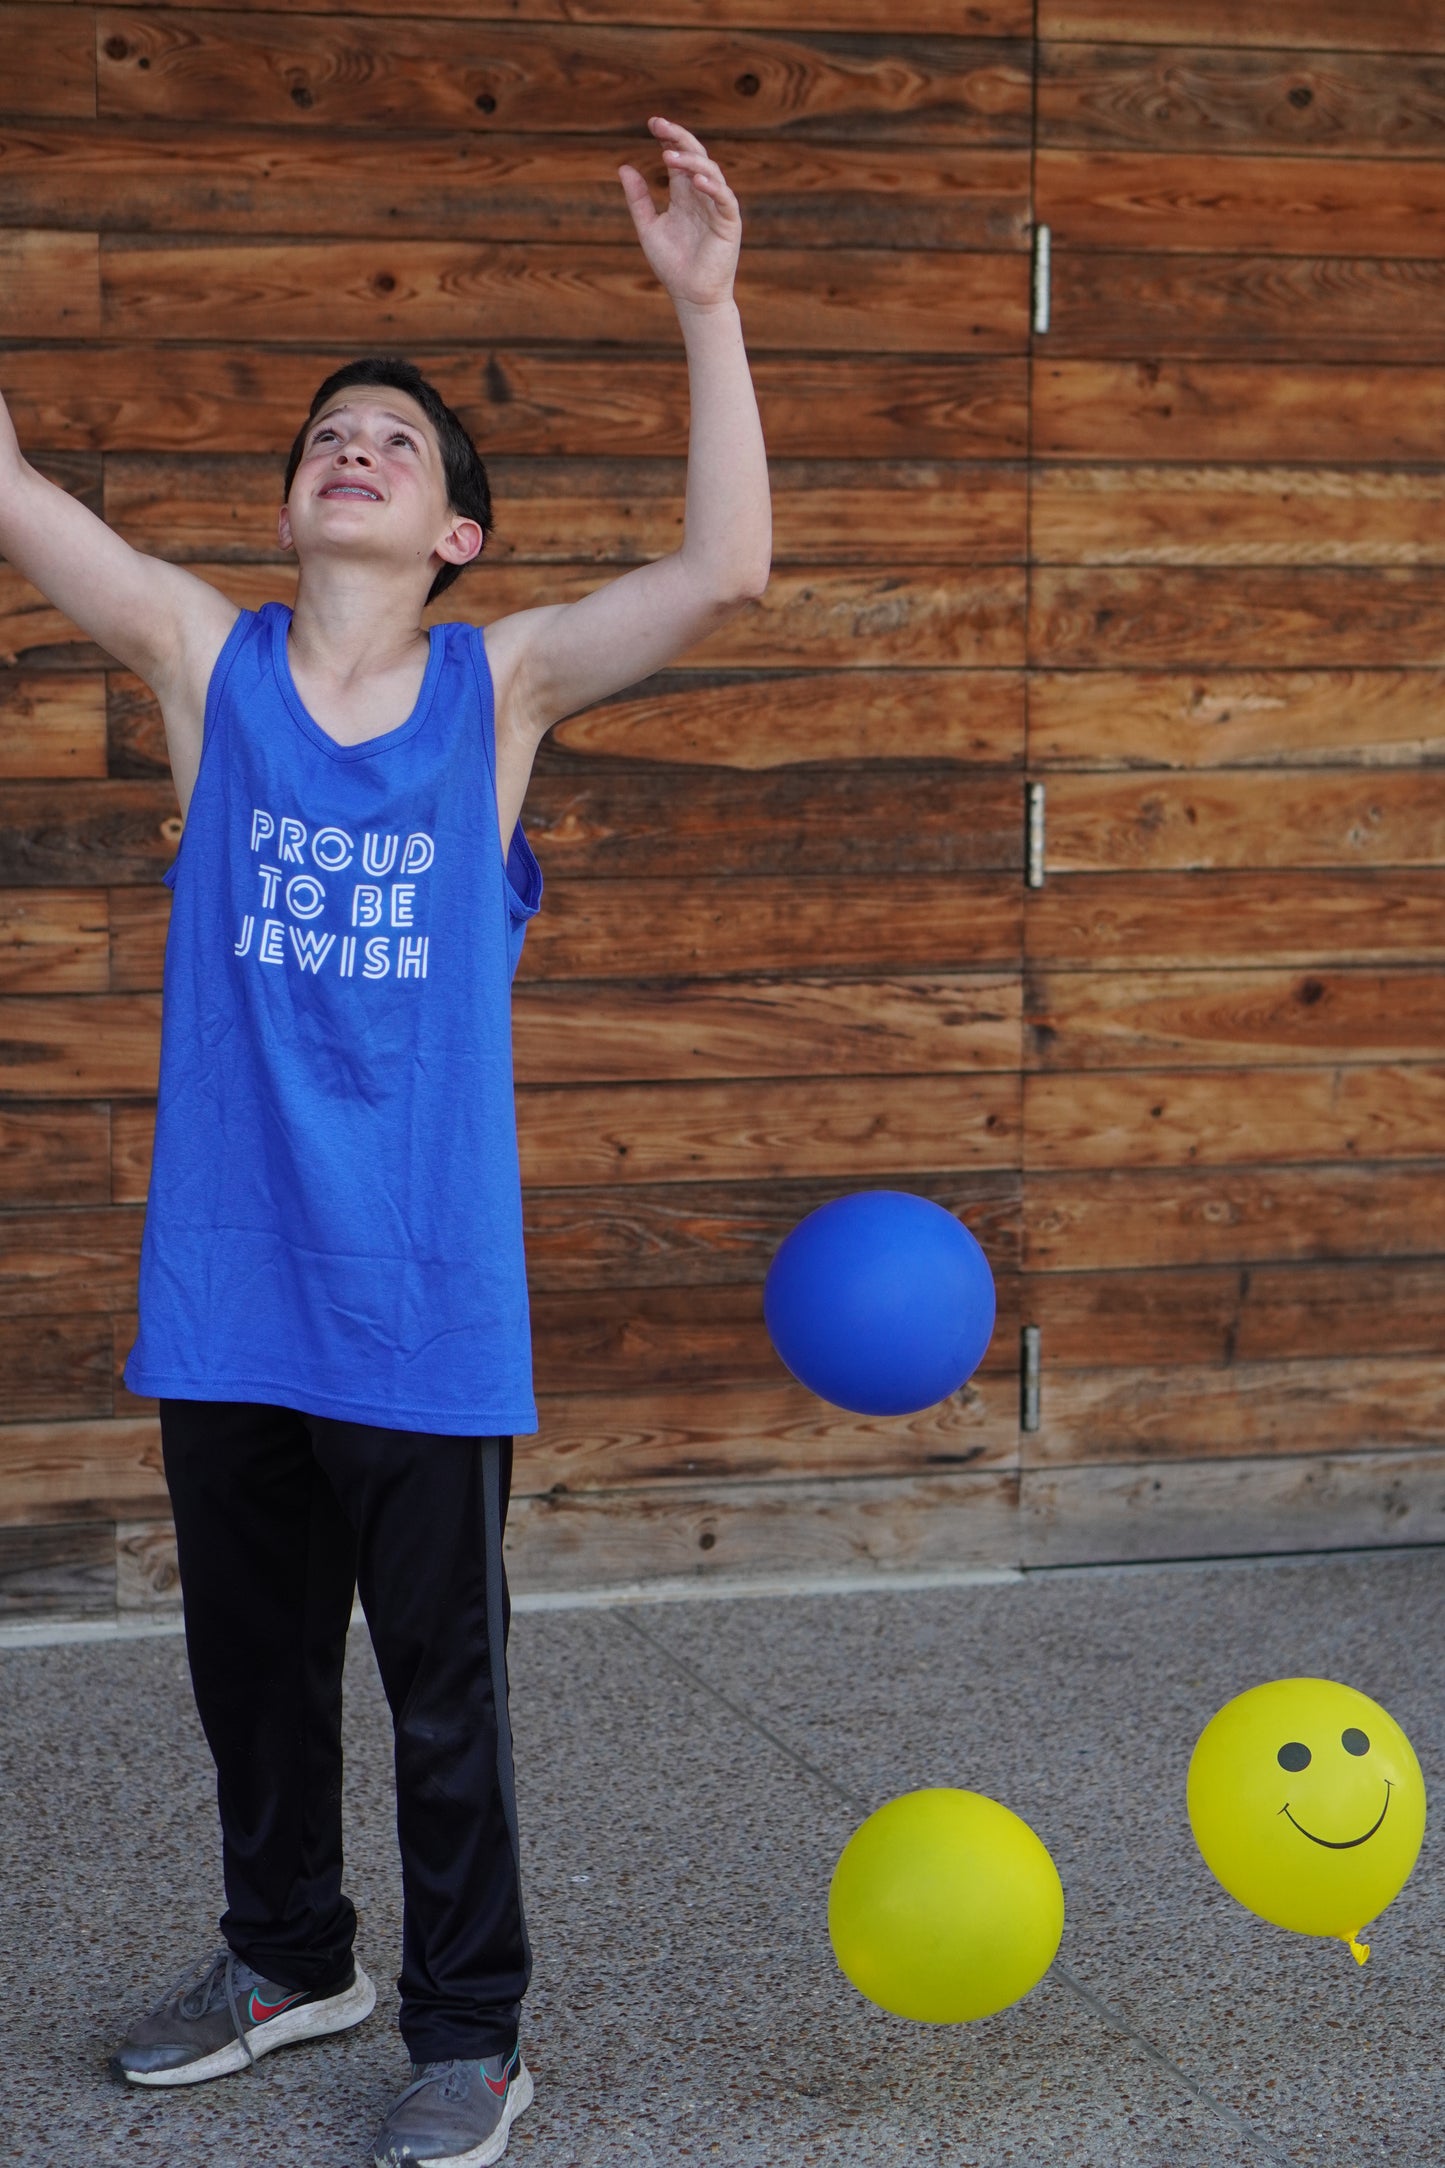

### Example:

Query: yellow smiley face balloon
xmin=1187 ymin=1678 xmax=1426 ymax=1964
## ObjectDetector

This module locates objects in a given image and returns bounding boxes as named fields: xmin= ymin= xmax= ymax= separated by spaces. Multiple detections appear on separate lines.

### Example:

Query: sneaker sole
xmin=376 ymin=2060 xmax=534 ymax=2168
xmin=117 ymin=1962 xmax=378 ymax=2087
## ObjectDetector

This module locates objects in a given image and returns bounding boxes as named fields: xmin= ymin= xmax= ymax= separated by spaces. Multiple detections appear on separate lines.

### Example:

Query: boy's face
xmin=277 ymin=389 xmax=482 ymax=593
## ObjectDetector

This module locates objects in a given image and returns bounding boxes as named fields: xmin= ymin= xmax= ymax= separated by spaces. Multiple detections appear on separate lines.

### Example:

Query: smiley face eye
xmin=1342 ymin=1728 xmax=1370 ymax=1756
xmin=1277 ymin=1741 xmax=1312 ymax=1772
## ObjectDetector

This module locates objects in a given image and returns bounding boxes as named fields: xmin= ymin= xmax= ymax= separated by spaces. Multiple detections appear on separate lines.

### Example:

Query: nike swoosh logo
xmin=250 ymin=1990 xmax=307 ymax=2024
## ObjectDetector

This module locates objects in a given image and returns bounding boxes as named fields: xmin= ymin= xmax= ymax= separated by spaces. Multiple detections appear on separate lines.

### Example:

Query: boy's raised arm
xmin=486 ymin=117 xmax=772 ymax=742
xmin=0 ymin=383 xmax=238 ymax=705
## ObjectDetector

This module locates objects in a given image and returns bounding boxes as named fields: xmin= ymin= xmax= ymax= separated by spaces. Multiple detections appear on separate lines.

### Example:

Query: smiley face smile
xmin=1280 ymin=1781 xmax=1392 ymax=1850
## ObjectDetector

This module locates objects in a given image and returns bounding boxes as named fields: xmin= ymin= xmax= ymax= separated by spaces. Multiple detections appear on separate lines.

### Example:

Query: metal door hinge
xmin=1032 ymin=224 xmax=1051 ymax=336
xmin=1025 ymin=780 xmax=1046 ymax=889
xmin=1021 ymin=1324 xmax=1042 ymax=1434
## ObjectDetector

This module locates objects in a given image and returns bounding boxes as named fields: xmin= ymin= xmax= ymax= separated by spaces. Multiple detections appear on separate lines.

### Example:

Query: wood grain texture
xmin=0 ymin=122 xmax=1032 ymax=251
xmin=1026 ymin=1064 xmax=1445 ymax=1171
xmin=106 ymin=455 xmax=1028 ymax=567
xmin=0 ymin=1313 xmax=112 ymax=1420
xmin=503 ymin=1471 xmax=1022 ymax=1590
xmin=1020 ymin=1450 xmax=1445 ymax=1569
xmin=115 ymin=1517 xmax=181 ymax=1607
xmin=510 ymin=973 xmax=1021 ymax=1085
xmin=0 ymin=674 xmax=108 ymax=779
xmin=1044 ymin=770 xmax=1445 ymax=872
xmin=1033 ymin=361 xmax=1445 ymax=464
xmin=1037 ymin=45 xmax=1445 ymax=158
xmin=0 ymin=231 xmax=100 ymax=338
xmin=98 ymin=238 xmax=1029 ymax=355
xmin=1026 ymin=967 xmax=1445 ymax=1070
xmin=1031 ymin=568 xmax=1445 ymax=668
xmin=0 ymin=1416 xmax=165 ymax=1526
xmin=522 ymin=1171 xmax=1021 ymax=1291
xmin=96 ymin=15 xmax=1033 ymax=142
xmin=108 ymin=1080 xmax=1021 ymax=1198
xmin=1 ymin=563 xmax=1027 ymax=672
xmin=1032 ymin=467 xmax=1445 ymax=568
xmin=1030 ymin=1258 xmax=1445 ymax=1367
xmin=1029 ymin=670 xmax=1445 ymax=769
xmin=1026 ymin=1355 xmax=1445 ymax=1466
xmin=0 ymin=781 xmax=181 ymax=884
xmin=0 ymin=1522 xmax=115 ymax=1614
xmin=1036 ymin=149 xmax=1445 ymax=257
xmin=0 ymin=6 xmax=95 ymax=118
xmin=1027 ymin=873 xmax=1445 ymax=968
xmin=1038 ymin=4 xmax=1445 ymax=50
xmin=521 ymin=1378 xmax=1017 ymax=1488
xmin=0 ymin=996 xmax=161 ymax=1097
xmin=1023 ymin=1163 xmax=1445 ymax=1272
xmin=92 ymin=0 xmax=1033 ymax=27
xmin=1050 ymin=254 xmax=1445 ymax=363
xmin=0 ymin=1101 xmax=111 ymax=1205
xmin=0 ymin=889 xmax=110 ymax=993
xmin=0 ymin=347 xmax=1030 ymax=459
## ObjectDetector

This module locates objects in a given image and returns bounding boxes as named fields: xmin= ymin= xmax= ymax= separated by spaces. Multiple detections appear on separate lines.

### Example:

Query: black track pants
xmin=159 ymin=1398 xmax=530 ymax=2061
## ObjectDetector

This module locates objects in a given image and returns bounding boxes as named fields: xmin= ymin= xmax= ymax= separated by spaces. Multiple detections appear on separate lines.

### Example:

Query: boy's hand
xmin=618 ymin=117 xmax=742 ymax=313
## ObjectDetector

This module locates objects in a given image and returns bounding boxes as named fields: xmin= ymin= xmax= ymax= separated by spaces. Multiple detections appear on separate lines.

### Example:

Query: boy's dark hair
xmin=283 ymin=356 xmax=490 ymax=606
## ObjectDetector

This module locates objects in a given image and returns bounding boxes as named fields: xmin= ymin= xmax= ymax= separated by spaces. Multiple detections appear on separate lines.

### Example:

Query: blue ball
xmin=764 ymin=1190 xmax=996 ymax=1417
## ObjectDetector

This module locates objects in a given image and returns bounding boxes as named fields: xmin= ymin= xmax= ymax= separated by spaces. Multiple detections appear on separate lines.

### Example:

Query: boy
xmin=0 ymin=116 xmax=769 ymax=2167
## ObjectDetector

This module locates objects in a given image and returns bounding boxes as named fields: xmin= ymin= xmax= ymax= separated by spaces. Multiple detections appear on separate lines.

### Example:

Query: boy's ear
xmin=434 ymin=513 xmax=484 ymax=568
xmin=277 ymin=503 xmax=295 ymax=554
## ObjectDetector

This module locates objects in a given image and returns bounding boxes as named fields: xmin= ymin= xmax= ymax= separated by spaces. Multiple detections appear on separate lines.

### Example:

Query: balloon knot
xmin=1346 ymin=1934 xmax=1370 ymax=1966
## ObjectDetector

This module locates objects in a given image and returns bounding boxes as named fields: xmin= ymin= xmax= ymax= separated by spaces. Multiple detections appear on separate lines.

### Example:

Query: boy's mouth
xmin=319 ymin=482 xmax=382 ymax=501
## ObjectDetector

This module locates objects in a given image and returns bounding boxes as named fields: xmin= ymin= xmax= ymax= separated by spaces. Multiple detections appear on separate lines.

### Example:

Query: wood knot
xmin=475 ymin=91 xmax=497 ymax=113
xmin=734 ymin=72 xmax=761 ymax=96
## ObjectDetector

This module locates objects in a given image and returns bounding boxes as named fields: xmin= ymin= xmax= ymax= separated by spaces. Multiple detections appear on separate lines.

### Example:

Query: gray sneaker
xmin=371 ymin=2045 xmax=534 ymax=2167
xmin=111 ymin=1945 xmax=376 ymax=2086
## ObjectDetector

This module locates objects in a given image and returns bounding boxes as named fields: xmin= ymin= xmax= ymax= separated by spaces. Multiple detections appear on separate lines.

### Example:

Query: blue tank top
xmin=123 ymin=600 xmax=543 ymax=1435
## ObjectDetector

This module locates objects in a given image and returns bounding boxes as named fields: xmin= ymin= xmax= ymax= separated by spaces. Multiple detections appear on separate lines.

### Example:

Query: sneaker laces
xmin=166 ymin=1948 xmax=259 ymax=2071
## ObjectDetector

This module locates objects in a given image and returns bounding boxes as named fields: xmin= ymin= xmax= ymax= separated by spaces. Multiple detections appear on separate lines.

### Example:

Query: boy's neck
xmin=287 ymin=566 xmax=433 ymax=683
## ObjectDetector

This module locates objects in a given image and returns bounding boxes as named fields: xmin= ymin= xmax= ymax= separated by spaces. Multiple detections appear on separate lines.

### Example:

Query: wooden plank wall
xmin=4 ymin=0 xmax=1445 ymax=1617
xmin=0 ymin=0 xmax=1035 ymax=1610
xmin=1024 ymin=0 xmax=1445 ymax=1563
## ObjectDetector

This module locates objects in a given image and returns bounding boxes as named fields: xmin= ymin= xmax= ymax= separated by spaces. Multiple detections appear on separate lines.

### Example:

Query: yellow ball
xmin=827 ymin=1787 xmax=1064 ymax=2023
xmin=1187 ymin=1678 xmax=1426 ymax=1961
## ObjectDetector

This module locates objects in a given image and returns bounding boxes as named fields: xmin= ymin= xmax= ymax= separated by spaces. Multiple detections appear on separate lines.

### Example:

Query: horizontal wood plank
xmin=511 ymin=973 xmax=1021 ymax=1084
xmin=0 ymin=1101 xmax=111 ymax=1206
xmin=504 ymin=1470 xmax=1022 ymax=1589
xmin=1045 ymin=769 xmax=1445 ymax=872
xmin=0 ymin=887 xmax=110 ymax=992
xmin=1038 ymin=45 xmax=1445 ymax=159
xmin=522 ymin=1376 xmax=1017 ymax=1489
xmin=1036 ymin=150 xmax=1445 ymax=257
xmin=112 ymin=1072 xmax=1020 ymax=1200
xmin=1020 ymin=1449 xmax=1445 ymax=1569
xmin=0 ymin=1415 xmax=165 ymax=1525
xmin=1 ymin=563 xmax=1027 ymax=672
xmin=106 ymin=455 xmax=1028 ymax=567
xmin=0 ymin=121 xmax=1031 ymax=251
xmin=0 ymin=781 xmax=181 ymax=885
xmin=0 ymin=6 xmax=95 ymax=117
xmin=1027 ymin=873 xmax=1445 ymax=968
xmin=93 ymin=0 xmax=1033 ymax=27
xmin=1031 ymin=1258 xmax=1445 ymax=1367
xmin=1033 ymin=360 xmax=1445 ymax=464
xmin=0 ymin=1313 xmax=112 ymax=1421
xmin=0 ymin=1522 xmax=114 ymax=1615
xmin=1050 ymin=254 xmax=1445 ymax=362
xmin=98 ymin=238 xmax=1029 ymax=354
xmin=523 ymin=1171 xmax=1020 ymax=1291
xmin=0 ymin=673 xmax=108 ymax=780
xmin=0 ymin=231 xmax=100 ymax=338
xmin=1038 ymin=5 xmax=1445 ymax=50
xmin=0 ymin=347 xmax=1029 ymax=460
xmin=1026 ymin=966 xmax=1445 ymax=1070
xmin=1026 ymin=1064 xmax=1445 ymax=1170
xmin=1031 ymin=567 xmax=1445 ymax=668
xmin=1029 ymin=670 xmax=1445 ymax=768
xmin=1024 ymin=1163 xmax=1445 ymax=1272
xmin=96 ymin=16 xmax=1033 ymax=141
xmin=1027 ymin=1354 xmax=1445 ymax=1466
xmin=1032 ymin=466 xmax=1445 ymax=568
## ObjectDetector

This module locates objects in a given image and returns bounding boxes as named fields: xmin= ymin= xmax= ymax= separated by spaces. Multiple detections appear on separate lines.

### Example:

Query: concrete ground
xmin=1 ymin=1547 xmax=1441 ymax=2168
